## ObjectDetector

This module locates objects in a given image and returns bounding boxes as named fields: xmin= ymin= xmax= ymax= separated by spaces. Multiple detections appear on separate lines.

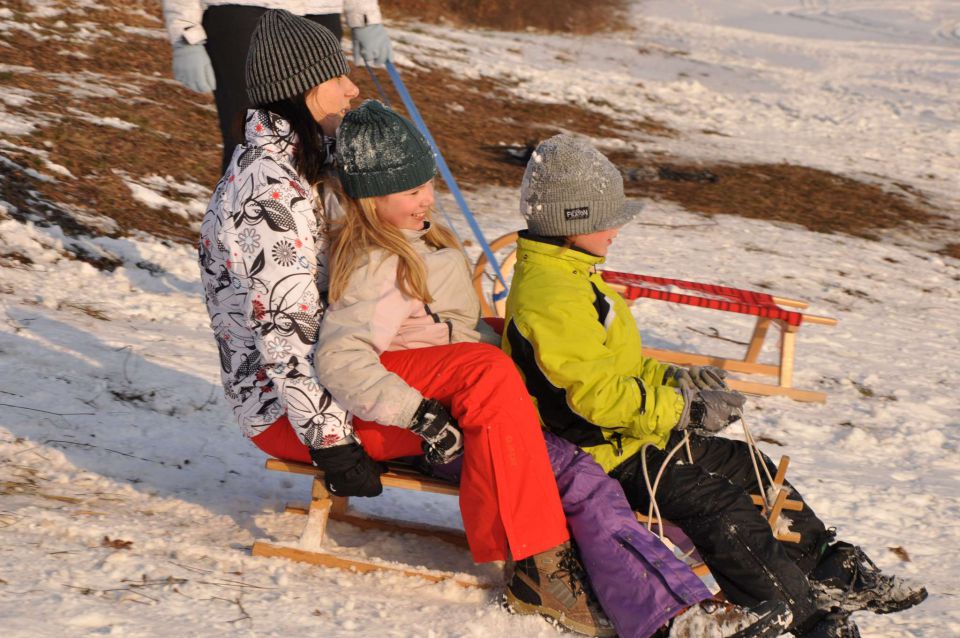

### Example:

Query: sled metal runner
xmin=471 ymin=232 xmax=838 ymax=403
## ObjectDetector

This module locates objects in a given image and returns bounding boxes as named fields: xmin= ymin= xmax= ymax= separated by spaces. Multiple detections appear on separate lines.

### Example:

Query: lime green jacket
xmin=502 ymin=234 xmax=686 ymax=472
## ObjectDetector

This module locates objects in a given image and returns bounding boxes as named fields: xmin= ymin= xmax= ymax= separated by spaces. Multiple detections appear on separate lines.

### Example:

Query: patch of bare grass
xmin=385 ymin=0 xmax=629 ymax=34
xmin=937 ymin=244 xmax=960 ymax=260
xmin=0 ymin=0 xmax=949 ymax=257
xmin=616 ymin=159 xmax=942 ymax=240
xmin=352 ymin=65 xmax=673 ymax=190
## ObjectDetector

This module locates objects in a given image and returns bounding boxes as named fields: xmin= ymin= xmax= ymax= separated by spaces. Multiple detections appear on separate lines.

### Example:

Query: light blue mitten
xmin=172 ymin=42 xmax=216 ymax=93
xmin=352 ymin=23 xmax=393 ymax=67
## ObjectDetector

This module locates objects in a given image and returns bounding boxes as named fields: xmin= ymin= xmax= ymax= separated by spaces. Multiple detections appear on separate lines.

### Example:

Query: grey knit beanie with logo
xmin=520 ymin=134 xmax=642 ymax=236
xmin=245 ymin=9 xmax=350 ymax=106
xmin=336 ymin=100 xmax=436 ymax=199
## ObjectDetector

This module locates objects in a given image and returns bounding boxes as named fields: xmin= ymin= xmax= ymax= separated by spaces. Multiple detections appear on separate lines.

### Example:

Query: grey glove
xmin=352 ymin=23 xmax=393 ymax=66
xmin=409 ymin=399 xmax=464 ymax=465
xmin=667 ymin=365 xmax=729 ymax=391
xmin=172 ymin=42 xmax=216 ymax=93
xmin=678 ymin=389 xmax=746 ymax=433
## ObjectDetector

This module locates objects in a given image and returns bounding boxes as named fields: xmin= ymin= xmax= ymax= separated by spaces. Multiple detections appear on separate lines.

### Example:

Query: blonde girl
xmin=314 ymin=100 xmax=612 ymax=636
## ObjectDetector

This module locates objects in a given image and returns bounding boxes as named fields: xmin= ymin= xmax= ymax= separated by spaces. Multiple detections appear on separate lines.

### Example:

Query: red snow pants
xmin=251 ymin=342 xmax=569 ymax=563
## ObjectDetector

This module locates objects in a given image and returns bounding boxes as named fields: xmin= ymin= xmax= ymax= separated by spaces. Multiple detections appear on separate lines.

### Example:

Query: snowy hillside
xmin=1 ymin=1 xmax=958 ymax=637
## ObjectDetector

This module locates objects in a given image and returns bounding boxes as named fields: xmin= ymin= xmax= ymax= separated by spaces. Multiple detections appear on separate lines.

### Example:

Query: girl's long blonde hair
xmin=328 ymin=190 xmax=462 ymax=304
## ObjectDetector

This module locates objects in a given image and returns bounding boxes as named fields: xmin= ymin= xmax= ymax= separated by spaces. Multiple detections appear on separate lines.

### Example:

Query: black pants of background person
xmin=202 ymin=5 xmax=344 ymax=174
xmin=610 ymin=430 xmax=833 ymax=632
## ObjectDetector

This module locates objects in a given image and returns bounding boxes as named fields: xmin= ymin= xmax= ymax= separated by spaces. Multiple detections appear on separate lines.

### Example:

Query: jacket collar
xmin=244 ymin=109 xmax=299 ymax=159
xmin=401 ymin=221 xmax=432 ymax=243
xmin=243 ymin=109 xmax=334 ymax=163
xmin=516 ymin=230 xmax=606 ymax=271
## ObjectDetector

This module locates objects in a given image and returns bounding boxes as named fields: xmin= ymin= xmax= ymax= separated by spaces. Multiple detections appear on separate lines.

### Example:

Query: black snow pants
xmin=610 ymin=430 xmax=832 ymax=631
xmin=202 ymin=6 xmax=344 ymax=173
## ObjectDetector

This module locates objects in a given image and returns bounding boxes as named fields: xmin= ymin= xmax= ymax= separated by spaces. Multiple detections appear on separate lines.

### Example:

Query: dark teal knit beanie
xmin=336 ymin=100 xmax=436 ymax=199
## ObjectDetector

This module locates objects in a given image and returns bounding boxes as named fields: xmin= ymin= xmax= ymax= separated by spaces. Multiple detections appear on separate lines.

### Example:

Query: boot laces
xmin=846 ymin=545 xmax=884 ymax=592
xmin=549 ymin=546 xmax=588 ymax=598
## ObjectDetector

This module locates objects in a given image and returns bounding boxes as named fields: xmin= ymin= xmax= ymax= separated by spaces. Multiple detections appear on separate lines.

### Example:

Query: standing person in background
xmin=162 ymin=0 xmax=392 ymax=172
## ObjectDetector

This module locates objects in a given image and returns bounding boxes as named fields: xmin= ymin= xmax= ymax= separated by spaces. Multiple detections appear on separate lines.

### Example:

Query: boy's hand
xmin=668 ymin=365 xmax=729 ymax=391
xmin=409 ymin=399 xmax=464 ymax=464
xmin=689 ymin=389 xmax=746 ymax=432
xmin=351 ymin=24 xmax=393 ymax=66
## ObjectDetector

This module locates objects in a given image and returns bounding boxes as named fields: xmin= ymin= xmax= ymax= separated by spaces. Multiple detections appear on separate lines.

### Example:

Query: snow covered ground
xmin=1 ymin=1 xmax=958 ymax=636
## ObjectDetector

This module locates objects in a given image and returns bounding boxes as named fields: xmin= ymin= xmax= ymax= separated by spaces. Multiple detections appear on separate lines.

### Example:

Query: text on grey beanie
xmin=246 ymin=9 xmax=350 ymax=106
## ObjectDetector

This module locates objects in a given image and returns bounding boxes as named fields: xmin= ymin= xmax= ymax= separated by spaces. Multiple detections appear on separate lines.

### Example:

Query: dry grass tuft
xmin=384 ymin=0 xmax=630 ymax=34
xmin=616 ymin=159 xmax=942 ymax=240
xmin=937 ymin=243 xmax=960 ymax=260
xmin=352 ymin=65 xmax=672 ymax=190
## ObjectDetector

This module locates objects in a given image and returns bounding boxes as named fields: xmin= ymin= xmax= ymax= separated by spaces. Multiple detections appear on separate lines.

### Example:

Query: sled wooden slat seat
xmin=471 ymin=232 xmax=837 ymax=403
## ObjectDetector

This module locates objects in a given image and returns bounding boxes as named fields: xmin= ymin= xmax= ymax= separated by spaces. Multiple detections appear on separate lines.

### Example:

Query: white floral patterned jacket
xmin=198 ymin=109 xmax=352 ymax=449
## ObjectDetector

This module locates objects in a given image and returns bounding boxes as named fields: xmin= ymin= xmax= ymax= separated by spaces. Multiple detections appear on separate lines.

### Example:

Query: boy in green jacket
xmin=502 ymin=134 xmax=927 ymax=638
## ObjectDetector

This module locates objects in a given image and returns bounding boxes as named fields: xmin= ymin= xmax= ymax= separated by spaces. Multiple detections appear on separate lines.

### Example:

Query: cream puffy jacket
xmin=315 ymin=226 xmax=499 ymax=428
xmin=162 ymin=0 xmax=382 ymax=45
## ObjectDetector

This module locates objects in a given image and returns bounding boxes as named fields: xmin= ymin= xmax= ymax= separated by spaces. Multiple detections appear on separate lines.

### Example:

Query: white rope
xmin=641 ymin=432 xmax=690 ymax=540
xmin=739 ymin=413 xmax=782 ymax=514
xmin=640 ymin=400 xmax=784 ymax=548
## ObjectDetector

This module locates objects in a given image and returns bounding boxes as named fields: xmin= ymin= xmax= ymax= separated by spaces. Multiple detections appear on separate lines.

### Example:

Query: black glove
xmin=679 ymin=389 xmax=746 ymax=433
xmin=309 ymin=441 xmax=384 ymax=497
xmin=409 ymin=399 xmax=464 ymax=465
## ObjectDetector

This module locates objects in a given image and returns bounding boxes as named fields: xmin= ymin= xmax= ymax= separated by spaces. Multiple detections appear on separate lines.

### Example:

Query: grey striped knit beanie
xmin=245 ymin=9 xmax=349 ymax=106
xmin=337 ymin=100 xmax=436 ymax=199
xmin=520 ymin=134 xmax=642 ymax=236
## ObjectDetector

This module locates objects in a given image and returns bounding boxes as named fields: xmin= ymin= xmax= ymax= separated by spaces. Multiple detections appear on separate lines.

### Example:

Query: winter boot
xmin=504 ymin=540 xmax=616 ymax=637
xmin=658 ymin=599 xmax=793 ymax=638
xmin=810 ymin=541 xmax=927 ymax=614
xmin=798 ymin=609 xmax=861 ymax=638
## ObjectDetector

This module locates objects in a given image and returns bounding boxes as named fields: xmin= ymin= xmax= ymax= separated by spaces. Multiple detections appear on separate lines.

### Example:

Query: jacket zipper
xmin=611 ymin=433 xmax=624 ymax=457
xmin=634 ymin=378 xmax=647 ymax=414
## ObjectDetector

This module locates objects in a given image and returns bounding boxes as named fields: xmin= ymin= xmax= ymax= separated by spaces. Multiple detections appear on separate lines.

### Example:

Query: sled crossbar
xmin=471 ymin=232 xmax=838 ymax=403
xmin=600 ymin=271 xmax=811 ymax=326
xmin=251 ymin=458 xmax=489 ymax=588
xmin=600 ymin=269 xmax=837 ymax=402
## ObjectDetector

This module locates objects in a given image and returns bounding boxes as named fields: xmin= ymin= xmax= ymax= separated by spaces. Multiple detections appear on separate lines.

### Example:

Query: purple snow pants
xmin=544 ymin=432 xmax=711 ymax=638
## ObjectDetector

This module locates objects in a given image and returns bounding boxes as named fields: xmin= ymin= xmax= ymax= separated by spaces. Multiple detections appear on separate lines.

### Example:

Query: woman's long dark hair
xmin=262 ymin=93 xmax=329 ymax=188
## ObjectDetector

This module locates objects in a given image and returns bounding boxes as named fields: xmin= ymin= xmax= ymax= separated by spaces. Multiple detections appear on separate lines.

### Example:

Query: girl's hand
xmin=409 ymin=399 xmax=464 ymax=465
xmin=668 ymin=365 xmax=729 ymax=391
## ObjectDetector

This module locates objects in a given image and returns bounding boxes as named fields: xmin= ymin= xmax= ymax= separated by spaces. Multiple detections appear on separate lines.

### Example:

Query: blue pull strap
xmin=383 ymin=61 xmax=509 ymax=290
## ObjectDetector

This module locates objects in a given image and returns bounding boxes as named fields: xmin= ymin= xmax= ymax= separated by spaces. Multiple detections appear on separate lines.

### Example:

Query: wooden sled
xmin=252 ymin=455 xmax=801 ymax=592
xmin=471 ymin=232 xmax=837 ymax=403
xmin=251 ymin=458 xmax=492 ymax=589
